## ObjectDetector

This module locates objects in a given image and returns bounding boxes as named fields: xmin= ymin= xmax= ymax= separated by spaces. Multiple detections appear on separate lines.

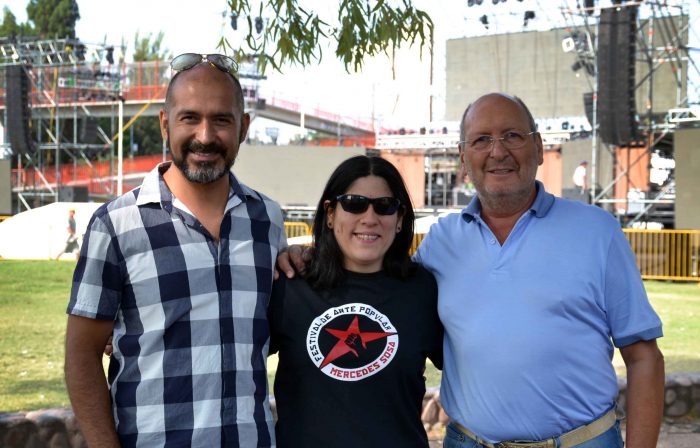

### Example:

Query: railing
xmin=625 ymin=229 xmax=700 ymax=281
xmin=409 ymin=230 xmax=700 ymax=282
xmin=284 ymin=222 xmax=311 ymax=239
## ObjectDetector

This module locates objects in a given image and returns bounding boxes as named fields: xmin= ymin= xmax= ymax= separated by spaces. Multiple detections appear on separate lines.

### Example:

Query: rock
xmin=666 ymin=388 xmax=678 ymax=404
xmin=666 ymin=399 xmax=689 ymax=417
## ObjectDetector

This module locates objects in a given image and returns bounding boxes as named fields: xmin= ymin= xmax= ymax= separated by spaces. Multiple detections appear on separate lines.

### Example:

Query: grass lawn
xmin=0 ymin=259 xmax=698 ymax=412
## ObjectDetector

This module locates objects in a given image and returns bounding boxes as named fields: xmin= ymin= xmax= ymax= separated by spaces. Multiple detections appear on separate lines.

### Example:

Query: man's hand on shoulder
xmin=275 ymin=245 xmax=313 ymax=279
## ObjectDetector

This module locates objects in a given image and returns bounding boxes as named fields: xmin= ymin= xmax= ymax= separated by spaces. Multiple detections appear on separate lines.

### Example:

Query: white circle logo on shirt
xmin=306 ymin=303 xmax=399 ymax=382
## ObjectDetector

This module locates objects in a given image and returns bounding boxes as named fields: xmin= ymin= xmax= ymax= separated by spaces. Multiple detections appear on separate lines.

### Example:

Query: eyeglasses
xmin=170 ymin=53 xmax=238 ymax=76
xmin=335 ymin=194 xmax=402 ymax=216
xmin=459 ymin=130 xmax=537 ymax=152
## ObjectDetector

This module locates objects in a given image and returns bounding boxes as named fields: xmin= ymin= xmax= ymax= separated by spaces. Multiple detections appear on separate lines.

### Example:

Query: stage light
xmin=523 ymin=10 xmax=535 ymax=26
xmin=231 ymin=13 xmax=238 ymax=30
xmin=255 ymin=17 xmax=264 ymax=34
xmin=480 ymin=15 xmax=489 ymax=28
xmin=105 ymin=47 xmax=114 ymax=64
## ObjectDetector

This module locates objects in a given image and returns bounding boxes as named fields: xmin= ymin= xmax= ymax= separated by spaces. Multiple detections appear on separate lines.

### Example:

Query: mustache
xmin=182 ymin=140 xmax=227 ymax=155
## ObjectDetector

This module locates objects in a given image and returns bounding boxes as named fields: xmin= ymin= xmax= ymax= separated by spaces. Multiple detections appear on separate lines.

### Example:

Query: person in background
xmin=270 ymin=155 xmax=442 ymax=448
xmin=55 ymin=208 xmax=79 ymax=260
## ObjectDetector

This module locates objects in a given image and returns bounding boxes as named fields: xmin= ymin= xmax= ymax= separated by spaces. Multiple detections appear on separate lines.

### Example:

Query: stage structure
xmin=561 ymin=0 xmax=699 ymax=227
xmin=0 ymin=37 xmax=125 ymax=211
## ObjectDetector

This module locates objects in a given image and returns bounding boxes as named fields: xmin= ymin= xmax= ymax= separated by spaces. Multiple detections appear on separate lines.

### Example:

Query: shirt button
xmin=490 ymin=239 xmax=496 ymax=244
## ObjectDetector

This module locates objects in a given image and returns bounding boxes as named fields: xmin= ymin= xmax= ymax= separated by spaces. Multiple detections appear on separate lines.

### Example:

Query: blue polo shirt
xmin=415 ymin=182 xmax=662 ymax=443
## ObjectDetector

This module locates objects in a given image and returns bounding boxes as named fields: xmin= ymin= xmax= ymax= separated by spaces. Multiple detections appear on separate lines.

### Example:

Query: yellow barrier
xmin=410 ymin=229 xmax=699 ymax=281
xmin=0 ymin=215 xmax=10 ymax=223
xmin=624 ymin=229 xmax=700 ymax=281
xmin=284 ymin=222 xmax=311 ymax=239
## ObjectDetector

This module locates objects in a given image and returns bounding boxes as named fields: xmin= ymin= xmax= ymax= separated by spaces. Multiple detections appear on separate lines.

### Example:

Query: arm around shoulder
xmin=64 ymin=315 xmax=121 ymax=447
xmin=620 ymin=339 xmax=665 ymax=448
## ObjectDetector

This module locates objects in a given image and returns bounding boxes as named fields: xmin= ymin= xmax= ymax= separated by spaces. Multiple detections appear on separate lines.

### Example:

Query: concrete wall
xmin=445 ymin=19 xmax=688 ymax=121
xmin=0 ymin=158 xmax=10 ymax=215
xmin=234 ymin=145 xmax=365 ymax=207
xmin=674 ymin=128 xmax=700 ymax=230
xmin=446 ymin=29 xmax=589 ymax=120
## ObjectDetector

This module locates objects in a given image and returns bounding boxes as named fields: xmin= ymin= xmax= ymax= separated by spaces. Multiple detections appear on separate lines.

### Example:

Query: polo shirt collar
xmin=461 ymin=180 xmax=555 ymax=222
xmin=135 ymin=161 xmax=253 ymax=208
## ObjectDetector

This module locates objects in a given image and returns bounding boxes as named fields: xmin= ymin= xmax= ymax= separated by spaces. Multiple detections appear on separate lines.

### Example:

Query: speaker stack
xmin=5 ymin=65 xmax=37 ymax=155
xmin=597 ymin=5 xmax=638 ymax=146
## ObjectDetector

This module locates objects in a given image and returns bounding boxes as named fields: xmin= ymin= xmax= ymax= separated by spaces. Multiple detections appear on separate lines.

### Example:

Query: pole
xmin=117 ymin=98 xmax=124 ymax=196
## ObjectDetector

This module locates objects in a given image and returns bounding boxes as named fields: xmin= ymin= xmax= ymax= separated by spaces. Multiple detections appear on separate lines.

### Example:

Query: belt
xmin=451 ymin=409 xmax=617 ymax=448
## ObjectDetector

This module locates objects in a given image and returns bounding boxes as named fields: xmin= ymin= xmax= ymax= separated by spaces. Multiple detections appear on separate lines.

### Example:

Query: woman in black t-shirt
xmin=269 ymin=155 xmax=443 ymax=448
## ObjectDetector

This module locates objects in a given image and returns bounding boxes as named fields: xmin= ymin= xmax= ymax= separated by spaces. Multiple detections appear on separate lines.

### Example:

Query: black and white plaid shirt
xmin=67 ymin=162 xmax=286 ymax=447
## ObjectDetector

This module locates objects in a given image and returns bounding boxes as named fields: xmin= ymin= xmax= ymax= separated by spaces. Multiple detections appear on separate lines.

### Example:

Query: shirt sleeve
xmin=66 ymin=211 xmax=123 ymax=320
xmin=604 ymin=228 xmax=663 ymax=348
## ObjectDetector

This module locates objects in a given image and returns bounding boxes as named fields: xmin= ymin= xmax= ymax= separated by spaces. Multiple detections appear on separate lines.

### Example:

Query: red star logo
xmin=319 ymin=315 xmax=396 ymax=369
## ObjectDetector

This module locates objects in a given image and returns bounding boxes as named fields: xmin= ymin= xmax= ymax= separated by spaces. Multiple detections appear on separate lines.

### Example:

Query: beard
xmin=168 ymin=138 xmax=235 ymax=184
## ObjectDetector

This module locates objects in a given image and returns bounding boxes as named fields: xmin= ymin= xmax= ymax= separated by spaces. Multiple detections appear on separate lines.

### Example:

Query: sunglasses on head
xmin=170 ymin=53 xmax=238 ymax=76
xmin=335 ymin=194 xmax=402 ymax=216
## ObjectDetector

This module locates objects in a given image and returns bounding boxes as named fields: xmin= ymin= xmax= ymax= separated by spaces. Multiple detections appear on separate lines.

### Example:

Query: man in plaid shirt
xmin=64 ymin=54 xmax=286 ymax=447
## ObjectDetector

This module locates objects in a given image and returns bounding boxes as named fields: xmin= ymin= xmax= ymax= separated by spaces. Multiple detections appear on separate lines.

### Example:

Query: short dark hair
xmin=305 ymin=155 xmax=416 ymax=290
xmin=459 ymin=93 xmax=537 ymax=144
xmin=164 ymin=64 xmax=245 ymax=116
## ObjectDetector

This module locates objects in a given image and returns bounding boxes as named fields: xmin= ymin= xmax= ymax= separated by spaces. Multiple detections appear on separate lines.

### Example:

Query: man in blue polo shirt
xmin=415 ymin=93 xmax=664 ymax=448
xmin=64 ymin=54 xmax=285 ymax=447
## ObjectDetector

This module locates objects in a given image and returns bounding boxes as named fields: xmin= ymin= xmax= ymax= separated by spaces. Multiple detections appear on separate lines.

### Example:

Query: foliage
xmin=126 ymin=116 xmax=163 ymax=156
xmin=0 ymin=7 xmax=30 ymax=38
xmin=2 ymin=260 xmax=698 ymax=412
xmin=121 ymin=31 xmax=171 ymax=156
xmin=221 ymin=0 xmax=433 ymax=74
xmin=26 ymin=0 xmax=80 ymax=39
xmin=132 ymin=31 xmax=172 ymax=62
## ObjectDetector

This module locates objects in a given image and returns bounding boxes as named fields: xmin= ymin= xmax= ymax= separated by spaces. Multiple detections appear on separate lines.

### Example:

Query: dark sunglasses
xmin=170 ymin=53 xmax=238 ymax=76
xmin=335 ymin=194 xmax=402 ymax=216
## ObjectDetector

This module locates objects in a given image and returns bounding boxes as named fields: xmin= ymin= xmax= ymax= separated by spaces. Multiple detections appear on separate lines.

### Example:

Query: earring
xmin=396 ymin=226 xmax=401 ymax=232
xmin=328 ymin=222 xmax=333 ymax=229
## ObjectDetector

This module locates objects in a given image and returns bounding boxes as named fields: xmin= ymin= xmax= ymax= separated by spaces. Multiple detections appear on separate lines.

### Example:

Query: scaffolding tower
xmin=1 ymin=37 xmax=125 ymax=212
xmin=561 ymin=0 xmax=700 ymax=227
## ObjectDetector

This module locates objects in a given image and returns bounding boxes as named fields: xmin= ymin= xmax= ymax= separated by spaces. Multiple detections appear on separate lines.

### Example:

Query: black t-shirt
xmin=269 ymin=266 xmax=443 ymax=448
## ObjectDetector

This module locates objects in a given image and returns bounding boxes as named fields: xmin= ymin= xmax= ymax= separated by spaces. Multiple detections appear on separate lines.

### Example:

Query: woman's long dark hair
xmin=305 ymin=155 xmax=416 ymax=290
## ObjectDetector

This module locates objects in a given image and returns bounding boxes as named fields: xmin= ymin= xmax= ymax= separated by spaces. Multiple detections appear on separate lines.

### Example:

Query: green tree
xmin=26 ymin=0 xmax=80 ymax=39
xmin=132 ymin=31 xmax=172 ymax=62
xmin=126 ymin=31 xmax=172 ymax=155
xmin=0 ymin=7 xmax=22 ymax=37
xmin=0 ymin=7 xmax=34 ymax=37
xmin=223 ymin=0 xmax=433 ymax=73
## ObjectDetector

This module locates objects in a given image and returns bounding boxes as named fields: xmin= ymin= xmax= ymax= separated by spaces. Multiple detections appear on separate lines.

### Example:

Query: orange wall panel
xmin=379 ymin=151 xmax=426 ymax=209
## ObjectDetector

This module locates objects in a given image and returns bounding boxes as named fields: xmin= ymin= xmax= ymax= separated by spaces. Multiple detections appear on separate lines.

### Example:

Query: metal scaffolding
xmin=1 ymin=37 xmax=125 ymax=211
xmin=561 ymin=0 xmax=699 ymax=227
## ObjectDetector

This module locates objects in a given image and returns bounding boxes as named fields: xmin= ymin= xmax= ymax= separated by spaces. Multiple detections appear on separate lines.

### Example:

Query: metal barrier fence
xmin=624 ymin=229 xmax=700 ymax=281
xmin=284 ymin=222 xmax=312 ymax=239
xmin=409 ymin=230 xmax=700 ymax=281
xmin=0 ymin=216 xmax=9 ymax=223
